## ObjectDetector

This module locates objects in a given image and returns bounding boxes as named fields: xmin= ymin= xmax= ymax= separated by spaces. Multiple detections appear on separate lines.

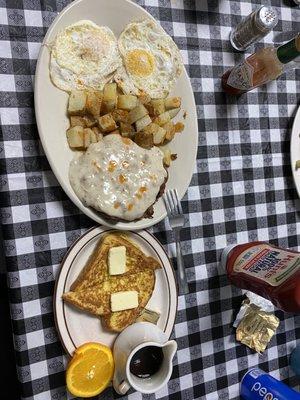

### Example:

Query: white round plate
xmin=54 ymin=226 xmax=177 ymax=356
xmin=291 ymin=106 xmax=300 ymax=197
xmin=34 ymin=0 xmax=198 ymax=230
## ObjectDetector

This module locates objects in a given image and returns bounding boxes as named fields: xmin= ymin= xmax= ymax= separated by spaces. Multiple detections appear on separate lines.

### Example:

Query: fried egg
xmin=115 ymin=19 xmax=183 ymax=99
xmin=50 ymin=20 xmax=122 ymax=92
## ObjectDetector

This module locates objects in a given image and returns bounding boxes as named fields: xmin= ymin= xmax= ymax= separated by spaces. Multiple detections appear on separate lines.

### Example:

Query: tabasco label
xmin=227 ymin=59 xmax=254 ymax=90
xmin=233 ymin=244 xmax=300 ymax=286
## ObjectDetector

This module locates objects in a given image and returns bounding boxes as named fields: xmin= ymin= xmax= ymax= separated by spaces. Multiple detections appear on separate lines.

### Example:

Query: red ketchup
xmin=221 ymin=242 xmax=300 ymax=313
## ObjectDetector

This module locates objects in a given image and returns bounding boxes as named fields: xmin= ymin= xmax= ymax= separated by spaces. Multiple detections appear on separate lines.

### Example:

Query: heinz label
xmin=233 ymin=244 xmax=300 ymax=286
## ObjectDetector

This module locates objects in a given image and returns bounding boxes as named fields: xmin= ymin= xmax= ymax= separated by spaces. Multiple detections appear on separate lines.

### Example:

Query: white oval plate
xmin=54 ymin=226 xmax=177 ymax=356
xmin=291 ymin=106 xmax=300 ymax=197
xmin=34 ymin=0 xmax=198 ymax=230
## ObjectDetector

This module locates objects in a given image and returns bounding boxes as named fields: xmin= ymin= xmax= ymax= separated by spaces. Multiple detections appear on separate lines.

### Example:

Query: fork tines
xmin=163 ymin=189 xmax=183 ymax=216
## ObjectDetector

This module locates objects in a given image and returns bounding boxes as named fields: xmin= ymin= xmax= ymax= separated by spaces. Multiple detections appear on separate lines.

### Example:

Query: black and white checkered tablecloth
xmin=1 ymin=0 xmax=300 ymax=399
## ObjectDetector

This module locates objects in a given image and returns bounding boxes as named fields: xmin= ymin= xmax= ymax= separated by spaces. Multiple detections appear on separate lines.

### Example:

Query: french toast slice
xmin=70 ymin=232 xmax=161 ymax=292
xmin=101 ymin=306 xmax=144 ymax=332
xmin=99 ymin=233 xmax=160 ymax=331
xmin=63 ymin=269 xmax=155 ymax=317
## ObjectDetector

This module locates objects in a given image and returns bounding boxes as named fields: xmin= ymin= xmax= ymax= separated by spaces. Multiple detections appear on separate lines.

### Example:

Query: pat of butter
xmin=111 ymin=291 xmax=139 ymax=312
xmin=108 ymin=246 xmax=126 ymax=275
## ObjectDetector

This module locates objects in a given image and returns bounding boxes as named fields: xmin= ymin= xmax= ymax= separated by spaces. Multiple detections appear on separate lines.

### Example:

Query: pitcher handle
xmin=117 ymin=380 xmax=131 ymax=395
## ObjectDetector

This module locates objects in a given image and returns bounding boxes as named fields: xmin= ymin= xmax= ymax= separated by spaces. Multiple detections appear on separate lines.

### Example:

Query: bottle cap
xmin=220 ymin=244 xmax=237 ymax=271
xmin=256 ymin=6 xmax=278 ymax=32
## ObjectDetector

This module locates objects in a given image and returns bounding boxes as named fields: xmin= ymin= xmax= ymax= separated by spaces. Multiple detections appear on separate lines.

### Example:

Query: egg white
xmin=115 ymin=19 xmax=183 ymax=99
xmin=50 ymin=20 xmax=122 ymax=92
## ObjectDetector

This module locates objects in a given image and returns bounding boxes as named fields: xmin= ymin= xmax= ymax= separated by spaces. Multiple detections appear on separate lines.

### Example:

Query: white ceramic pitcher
xmin=113 ymin=322 xmax=177 ymax=395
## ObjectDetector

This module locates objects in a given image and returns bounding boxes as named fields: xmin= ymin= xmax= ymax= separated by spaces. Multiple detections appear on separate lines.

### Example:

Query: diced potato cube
xmin=128 ymin=104 xmax=148 ymax=124
xmin=142 ymin=123 xmax=160 ymax=136
xmin=117 ymin=95 xmax=137 ymax=110
xmin=162 ymin=148 xmax=171 ymax=167
xmin=138 ymin=92 xmax=151 ymax=105
xmin=102 ymin=102 xmax=116 ymax=114
xmin=154 ymin=112 xmax=171 ymax=127
xmin=151 ymin=99 xmax=165 ymax=116
xmin=91 ymin=132 xmax=98 ymax=143
xmin=135 ymin=129 xmax=154 ymax=149
xmin=174 ymin=121 xmax=185 ymax=133
xmin=121 ymin=131 xmax=133 ymax=138
xmin=164 ymin=97 xmax=181 ymax=110
xmin=120 ymin=122 xmax=134 ymax=137
xmin=68 ymin=91 xmax=87 ymax=115
xmin=92 ymin=126 xmax=101 ymax=135
xmin=83 ymin=115 xmax=97 ymax=128
xmin=102 ymin=83 xmax=117 ymax=113
xmin=163 ymin=121 xmax=175 ymax=142
xmin=66 ymin=126 xmax=84 ymax=148
xmin=70 ymin=116 xmax=86 ymax=127
xmin=92 ymin=127 xmax=103 ymax=141
xmin=83 ymin=128 xmax=91 ymax=148
xmin=97 ymin=113 xmax=118 ymax=133
xmin=144 ymin=102 xmax=154 ymax=116
xmin=140 ymin=123 xmax=166 ymax=145
xmin=86 ymin=128 xmax=97 ymax=143
xmin=153 ymin=126 xmax=166 ymax=145
xmin=86 ymin=91 xmax=102 ymax=117
xmin=135 ymin=115 xmax=152 ymax=132
xmin=94 ymin=90 xmax=103 ymax=100
xmin=168 ymin=107 xmax=180 ymax=119
xmin=112 ymin=109 xmax=129 ymax=124
xmin=110 ymin=129 xmax=120 ymax=135
xmin=103 ymin=83 xmax=116 ymax=101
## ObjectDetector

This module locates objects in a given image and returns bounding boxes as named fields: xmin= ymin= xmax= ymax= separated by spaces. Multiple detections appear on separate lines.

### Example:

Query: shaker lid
xmin=256 ymin=6 xmax=278 ymax=31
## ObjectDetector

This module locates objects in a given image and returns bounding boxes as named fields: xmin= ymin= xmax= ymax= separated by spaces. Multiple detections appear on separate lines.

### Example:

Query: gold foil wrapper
xmin=236 ymin=300 xmax=280 ymax=353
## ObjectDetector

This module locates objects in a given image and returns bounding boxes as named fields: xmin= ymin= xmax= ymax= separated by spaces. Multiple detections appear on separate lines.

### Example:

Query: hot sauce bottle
xmin=222 ymin=33 xmax=300 ymax=95
xmin=221 ymin=242 xmax=300 ymax=313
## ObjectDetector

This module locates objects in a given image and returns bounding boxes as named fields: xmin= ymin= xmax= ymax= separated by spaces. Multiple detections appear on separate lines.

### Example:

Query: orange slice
xmin=66 ymin=342 xmax=114 ymax=398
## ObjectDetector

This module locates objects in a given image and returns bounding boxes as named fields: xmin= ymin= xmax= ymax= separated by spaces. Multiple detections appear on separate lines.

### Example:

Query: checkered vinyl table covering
xmin=0 ymin=0 xmax=300 ymax=399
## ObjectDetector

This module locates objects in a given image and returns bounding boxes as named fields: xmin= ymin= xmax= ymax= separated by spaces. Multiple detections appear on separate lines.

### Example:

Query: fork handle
xmin=175 ymin=234 xmax=189 ymax=295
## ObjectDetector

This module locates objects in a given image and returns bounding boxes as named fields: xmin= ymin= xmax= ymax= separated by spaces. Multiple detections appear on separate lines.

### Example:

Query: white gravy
xmin=69 ymin=134 xmax=167 ymax=221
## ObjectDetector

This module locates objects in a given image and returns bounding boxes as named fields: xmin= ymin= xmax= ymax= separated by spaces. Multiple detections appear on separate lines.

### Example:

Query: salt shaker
xmin=230 ymin=6 xmax=278 ymax=51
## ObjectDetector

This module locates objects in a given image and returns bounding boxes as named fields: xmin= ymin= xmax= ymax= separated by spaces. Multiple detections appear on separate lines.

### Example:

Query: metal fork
xmin=163 ymin=189 xmax=189 ymax=295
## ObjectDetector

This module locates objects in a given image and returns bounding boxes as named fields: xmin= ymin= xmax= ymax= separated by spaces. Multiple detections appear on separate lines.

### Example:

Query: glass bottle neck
xmin=277 ymin=33 xmax=300 ymax=64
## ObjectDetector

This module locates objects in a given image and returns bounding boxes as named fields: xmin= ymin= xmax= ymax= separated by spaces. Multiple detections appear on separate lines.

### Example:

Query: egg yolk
xmin=125 ymin=49 xmax=155 ymax=77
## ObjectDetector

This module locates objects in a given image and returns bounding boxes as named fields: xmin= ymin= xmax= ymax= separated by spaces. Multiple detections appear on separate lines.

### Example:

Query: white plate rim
xmin=53 ymin=226 xmax=178 ymax=356
xmin=34 ymin=0 xmax=198 ymax=231
xmin=291 ymin=105 xmax=300 ymax=198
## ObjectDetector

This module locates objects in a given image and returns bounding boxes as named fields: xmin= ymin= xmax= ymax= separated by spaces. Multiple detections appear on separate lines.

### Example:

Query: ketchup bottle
xmin=221 ymin=242 xmax=300 ymax=313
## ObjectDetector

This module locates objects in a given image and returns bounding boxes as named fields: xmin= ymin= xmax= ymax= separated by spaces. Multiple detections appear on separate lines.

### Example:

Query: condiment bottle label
xmin=233 ymin=244 xmax=300 ymax=286
xmin=227 ymin=59 xmax=254 ymax=90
